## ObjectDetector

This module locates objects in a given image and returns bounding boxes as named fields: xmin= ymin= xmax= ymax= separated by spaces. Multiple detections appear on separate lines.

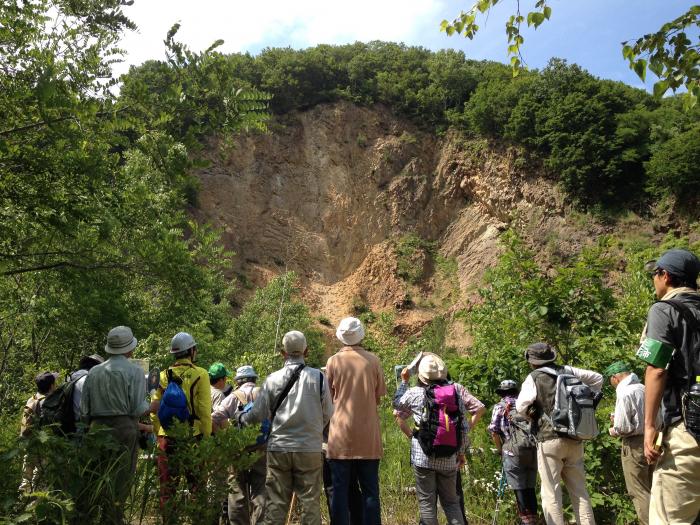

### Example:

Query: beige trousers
xmin=537 ymin=438 xmax=596 ymax=525
xmin=263 ymin=450 xmax=323 ymax=525
xmin=621 ymin=435 xmax=653 ymax=525
xmin=649 ymin=422 xmax=700 ymax=524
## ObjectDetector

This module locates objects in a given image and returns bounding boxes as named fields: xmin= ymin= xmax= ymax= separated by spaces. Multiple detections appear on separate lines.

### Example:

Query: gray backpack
xmin=535 ymin=366 xmax=600 ymax=441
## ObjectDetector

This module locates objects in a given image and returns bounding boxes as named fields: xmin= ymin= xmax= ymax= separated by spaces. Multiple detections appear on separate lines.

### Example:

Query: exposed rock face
xmin=195 ymin=101 xmax=589 ymax=339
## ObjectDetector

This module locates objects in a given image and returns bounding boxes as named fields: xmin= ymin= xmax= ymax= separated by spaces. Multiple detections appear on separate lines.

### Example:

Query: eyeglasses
xmin=649 ymin=268 xmax=664 ymax=279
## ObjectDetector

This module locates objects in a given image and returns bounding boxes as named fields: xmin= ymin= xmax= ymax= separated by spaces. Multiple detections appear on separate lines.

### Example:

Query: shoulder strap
xmin=270 ymin=364 xmax=306 ymax=424
xmin=233 ymin=389 xmax=248 ymax=407
xmin=319 ymin=371 xmax=324 ymax=402
xmin=659 ymin=298 xmax=700 ymax=391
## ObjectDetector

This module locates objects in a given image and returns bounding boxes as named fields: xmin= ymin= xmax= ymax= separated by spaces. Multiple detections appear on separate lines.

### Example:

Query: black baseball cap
xmin=645 ymin=249 xmax=700 ymax=282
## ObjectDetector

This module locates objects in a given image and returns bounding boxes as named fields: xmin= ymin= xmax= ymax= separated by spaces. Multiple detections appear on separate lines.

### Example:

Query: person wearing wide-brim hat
xmin=604 ymin=361 xmax=654 ymax=525
xmin=80 ymin=326 xmax=150 ymax=525
xmin=326 ymin=317 xmax=386 ymax=525
xmin=489 ymin=379 xmax=539 ymax=524
xmin=636 ymin=248 xmax=700 ymax=523
xmin=515 ymin=342 xmax=603 ymax=525
xmin=393 ymin=353 xmax=472 ymax=525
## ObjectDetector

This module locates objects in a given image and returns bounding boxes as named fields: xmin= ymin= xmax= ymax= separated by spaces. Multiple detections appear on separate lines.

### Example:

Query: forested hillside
xmin=2 ymin=1 xmax=700 ymax=523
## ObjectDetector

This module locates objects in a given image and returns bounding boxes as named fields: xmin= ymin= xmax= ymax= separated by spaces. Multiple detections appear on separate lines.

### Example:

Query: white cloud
xmin=116 ymin=0 xmax=446 ymax=74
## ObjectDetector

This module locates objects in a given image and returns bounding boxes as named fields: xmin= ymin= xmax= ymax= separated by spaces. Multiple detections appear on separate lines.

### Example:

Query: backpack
xmin=500 ymin=401 xmax=537 ymax=462
xmin=415 ymin=383 xmax=463 ymax=457
xmin=534 ymin=367 xmax=600 ymax=441
xmin=157 ymin=368 xmax=193 ymax=431
xmin=661 ymin=299 xmax=700 ymax=441
xmin=38 ymin=377 xmax=78 ymax=436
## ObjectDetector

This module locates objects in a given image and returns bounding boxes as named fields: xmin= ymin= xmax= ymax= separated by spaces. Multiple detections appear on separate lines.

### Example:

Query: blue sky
xmin=118 ymin=0 xmax=695 ymax=91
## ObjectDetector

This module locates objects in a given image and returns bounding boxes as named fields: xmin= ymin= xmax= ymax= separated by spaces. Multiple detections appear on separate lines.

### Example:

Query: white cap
xmin=282 ymin=331 xmax=307 ymax=356
xmin=171 ymin=332 xmax=196 ymax=354
xmin=336 ymin=317 xmax=365 ymax=346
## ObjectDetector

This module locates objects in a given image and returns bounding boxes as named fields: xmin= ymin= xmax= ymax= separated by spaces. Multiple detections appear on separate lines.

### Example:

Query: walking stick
xmin=285 ymin=492 xmax=297 ymax=525
xmin=491 ymin=465 xmax=507 ymax=525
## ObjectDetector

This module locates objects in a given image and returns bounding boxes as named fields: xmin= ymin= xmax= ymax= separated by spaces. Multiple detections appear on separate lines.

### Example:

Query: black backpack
xmin=38 ymin=377 xmax=79 ymax=435
xmin=500 ymin=401 xmax=538 ymax=465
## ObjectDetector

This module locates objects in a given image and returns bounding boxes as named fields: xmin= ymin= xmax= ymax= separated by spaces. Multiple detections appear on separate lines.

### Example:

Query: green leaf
xmin=653 ymin=80 xmax=670 ymax=98
xmin=633 ymin=59 xmax=647 ymax=81
xmin=543 ymin=6 xmax=552 ymax=19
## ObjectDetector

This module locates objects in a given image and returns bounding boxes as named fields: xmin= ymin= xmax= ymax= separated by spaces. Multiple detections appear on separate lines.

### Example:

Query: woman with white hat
xmin=393 ymin=354 xmax=471 ymax=525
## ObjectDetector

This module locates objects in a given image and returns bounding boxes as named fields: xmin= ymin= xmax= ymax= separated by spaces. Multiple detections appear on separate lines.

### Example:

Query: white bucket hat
xmin=234 ymin=365 xmax=258 ymax=381
xmin=418 ymin=354 xmax=447 ymax=383
xmin=105 ymin=326 xmax=138 ymax=355
xmin=336 ymin=317 xmax=365 ymax=346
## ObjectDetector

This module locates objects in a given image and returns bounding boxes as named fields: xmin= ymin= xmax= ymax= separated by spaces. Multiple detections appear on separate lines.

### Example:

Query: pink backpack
xmin=416 ymin=383 xmax=462 ymax=457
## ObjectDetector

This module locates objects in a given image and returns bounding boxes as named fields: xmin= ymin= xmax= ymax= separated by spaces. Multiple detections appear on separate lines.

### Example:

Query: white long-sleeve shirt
xmin=516 ymin=365 xmax=603 ymax=415
xmin=610 ymin=373 xmax=645 ymax=437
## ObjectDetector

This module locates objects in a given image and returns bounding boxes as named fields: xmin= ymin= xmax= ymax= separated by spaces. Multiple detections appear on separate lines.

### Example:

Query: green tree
xmin=646 ymin=124 xmax=700 ymax=204
xmin=441 ymin=2 xmax=700 ymax=103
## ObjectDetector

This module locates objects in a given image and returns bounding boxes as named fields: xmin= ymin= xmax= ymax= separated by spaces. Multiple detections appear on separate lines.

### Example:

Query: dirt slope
xmin=194 ymin=101 xmax=604 ymax=345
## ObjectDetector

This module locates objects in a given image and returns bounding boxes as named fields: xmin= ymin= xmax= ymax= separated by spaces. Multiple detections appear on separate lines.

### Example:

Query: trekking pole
xmin=285 ymin=492 xmax=297 ymax=525
xmin=491 ymin=465 xmax=507 ymax=525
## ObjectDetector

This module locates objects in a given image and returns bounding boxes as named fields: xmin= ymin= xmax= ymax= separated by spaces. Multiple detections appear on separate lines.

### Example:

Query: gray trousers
xmin=229 ymin=454 xmax=267 ymax=525
xmin=413 ymin=465 xmax=465 ymax=525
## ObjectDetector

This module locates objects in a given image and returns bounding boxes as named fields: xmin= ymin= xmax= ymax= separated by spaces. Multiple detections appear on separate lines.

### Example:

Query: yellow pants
xmin=649 ymin=422 xmax=700 ymax=524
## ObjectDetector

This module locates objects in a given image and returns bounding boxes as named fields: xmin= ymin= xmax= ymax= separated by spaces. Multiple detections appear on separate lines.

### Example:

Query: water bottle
xmin=685 ymin=375 xmax=700 ymax=437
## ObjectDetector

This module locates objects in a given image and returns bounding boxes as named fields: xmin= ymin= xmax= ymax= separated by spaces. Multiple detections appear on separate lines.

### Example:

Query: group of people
xmin=18 ymin=247 xmax=700 ymax=525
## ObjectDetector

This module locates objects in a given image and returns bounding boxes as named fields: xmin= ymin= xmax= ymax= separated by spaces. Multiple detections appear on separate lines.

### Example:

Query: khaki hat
xmin=105 ymin=326 xmax=138 ymax=355
xmin=282 ymin=331 xmax=307 ymax=356
xmin=418 ymin=354 xmax=447 ymax=383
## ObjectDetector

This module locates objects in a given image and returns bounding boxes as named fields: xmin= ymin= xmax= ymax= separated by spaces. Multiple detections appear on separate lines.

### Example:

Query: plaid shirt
xmin=393 ymin=382 xmax=474 ymax=471
xmin=487 ymin=395 xmax=517 ymax=456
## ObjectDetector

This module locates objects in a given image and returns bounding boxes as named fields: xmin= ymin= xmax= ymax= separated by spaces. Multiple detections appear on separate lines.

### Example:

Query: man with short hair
xmin=151 ymin=331 xmax=212 ymax=520
xmin=636 ymin=248 xmax=700 ymax=524
xmin=80 ymin=326 xmax=150 ymax=525
xmin=516 ymin=342 xmax=603 ymax=525
xmin=604 ymin=361 xmax=653 ymax=525
xmin=212 ymin=364 xmax=266 ymax=525
xmin=209 ymin=362 xmax=232 ymax=410
xmin=19 ymin=371 xmax=59 ymax=492
xmin=241 ymin=331 xmax=333 ymax=525
xmin=69 ymin=354 xmax=105 ymax=422
xmin=326 ymin=317 xmax=387 ymax=525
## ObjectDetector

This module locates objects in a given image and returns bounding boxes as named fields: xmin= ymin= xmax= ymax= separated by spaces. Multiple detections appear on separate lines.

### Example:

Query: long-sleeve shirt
xmin=242 ymin=357 xmax=333 ymax=453
xmin=81 ymin=355 xmax=149 ymax=422
xmin=393 ymin=381 xmax=470 ymax=471
xmin=610 ymin=373 xmax=645 ymax=437
xmin=151 ymin=357 xmax=212 ymax=437
xmin=212 ymin=382 xmax=258 ymax=425
xmin=516 ymin=365 xmax=603 ymax=415
xmin=69 ymin=369 xmax=89 ymax=422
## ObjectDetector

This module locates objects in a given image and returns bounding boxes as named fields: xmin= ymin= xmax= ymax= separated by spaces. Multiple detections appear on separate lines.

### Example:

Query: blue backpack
xmin=157 ymin=369 xmax=191 ymax=430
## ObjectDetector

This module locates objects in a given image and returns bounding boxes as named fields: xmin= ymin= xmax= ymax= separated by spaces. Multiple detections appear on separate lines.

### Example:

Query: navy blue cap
xmin=647 ymin=249 xmax=700 ymax=282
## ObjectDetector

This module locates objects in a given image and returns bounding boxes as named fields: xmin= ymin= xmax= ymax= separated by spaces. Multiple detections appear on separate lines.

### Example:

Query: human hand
xmin=608 ymin=427 xmax=618 ymax=437
xmin=456 ymin=453 xmax=466 ymax=470
xmin=644 ymin=426 xmax=661 ymax=464
xmin=400 ymin=367 xmax=410 ymax=383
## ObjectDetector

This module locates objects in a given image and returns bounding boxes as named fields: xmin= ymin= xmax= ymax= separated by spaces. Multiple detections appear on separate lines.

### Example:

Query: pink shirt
xmin=326 ymin=346 xmax=387 ymax=459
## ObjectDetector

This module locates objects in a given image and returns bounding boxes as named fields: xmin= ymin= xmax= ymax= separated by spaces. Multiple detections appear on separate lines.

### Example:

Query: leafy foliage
xmin=441 ymin=1 xmax=700 ymax=105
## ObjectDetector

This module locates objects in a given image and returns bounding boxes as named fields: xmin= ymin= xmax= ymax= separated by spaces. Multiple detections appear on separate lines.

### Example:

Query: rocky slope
xmin=194 ymin=101 xmax=607 ymax=345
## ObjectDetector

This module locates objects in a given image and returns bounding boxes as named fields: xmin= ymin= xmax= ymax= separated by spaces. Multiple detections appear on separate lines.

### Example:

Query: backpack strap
xmin=269 ymin=364 xmax=306 ymax=424
xmin=319 ymin=372 xmax=324 ymax=402
xmin=659 ymin=298 xmax=700 ymax=392
xmin=233 ymin=389 xmax=248 ymax=408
